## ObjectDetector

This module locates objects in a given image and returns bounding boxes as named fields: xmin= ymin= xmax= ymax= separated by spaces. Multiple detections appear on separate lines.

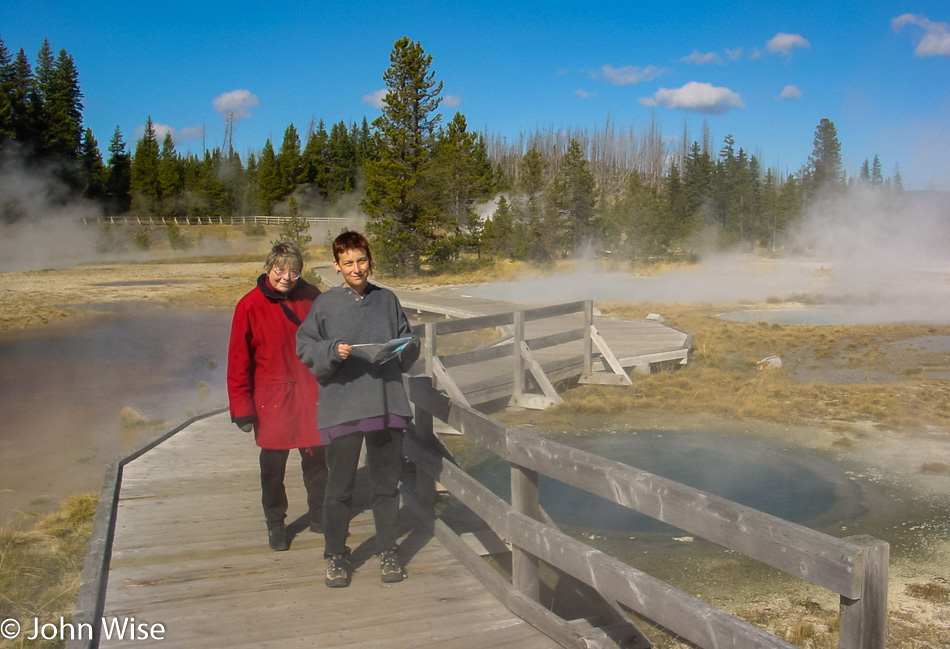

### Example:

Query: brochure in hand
xmin=351 ymin=337 xmax=416 ymax=365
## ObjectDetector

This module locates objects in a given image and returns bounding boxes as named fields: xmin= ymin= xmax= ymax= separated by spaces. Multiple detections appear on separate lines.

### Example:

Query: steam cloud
xmin=460 ymin=189 xmax=950 ymax=325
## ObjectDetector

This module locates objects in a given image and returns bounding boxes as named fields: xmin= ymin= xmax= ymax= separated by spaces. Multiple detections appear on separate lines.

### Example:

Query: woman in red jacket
xmin=227 ymin=241 xmax=326 ymax=551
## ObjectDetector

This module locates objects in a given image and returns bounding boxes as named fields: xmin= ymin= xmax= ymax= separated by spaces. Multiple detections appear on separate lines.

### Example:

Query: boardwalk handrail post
xmin=409 ymin=376 xmax=438 ymax=512
xmin=424 ymin=321 xmax=436 ymax=379
xmin=510 ymin=424 xmax=541 ymax=603
xmin=838 ymin=535 xmax=889 ymax=649
xmin=583 ymin=299 xmax=593 ymax=376
xmin=513 ymin=310 xmax=526 ymax=398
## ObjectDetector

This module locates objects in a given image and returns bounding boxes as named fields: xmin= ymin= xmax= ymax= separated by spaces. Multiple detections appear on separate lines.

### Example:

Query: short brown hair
xmin=332 ymin=231 xmax=374 ymax=274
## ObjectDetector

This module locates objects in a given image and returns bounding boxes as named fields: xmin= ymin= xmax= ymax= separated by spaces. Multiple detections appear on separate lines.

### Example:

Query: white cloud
xmin=177 ymin=126 xmax=205 ymax=141
xmin=767 ymin=33 xmax=811 ymax=56
xmin=639 ymin=81 xmax=745 ymax=114
xmin=575 ymin=89 xmax=597 ymax=98
xmin=442 ymin=94 xmax=461 ymax=108
xmin=679 ymin=50 xmax=722 ymax=65
xmin=362 ymin=89 xmax=387 ymax=109
xmin=212 ymin=89 xmax=259 ymax=120
xmin=151 ymin=123 xmax=174 ymax=140
xmin=892 ymin=13 xmax=950 ymax=57
xmin=725 ymin=48 xmax=743 ymax=61
xmin=601 ymin=64 xmax=667 ymax=85
xmin=779 ymin=85 xmax=803 ymax=100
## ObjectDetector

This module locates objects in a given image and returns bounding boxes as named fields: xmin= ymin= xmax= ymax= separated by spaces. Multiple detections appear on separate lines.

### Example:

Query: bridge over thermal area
xmin=69 ymin=298 xmax=889 ymax=649
xmin=389 ymin=287 xmax=692 ymax=409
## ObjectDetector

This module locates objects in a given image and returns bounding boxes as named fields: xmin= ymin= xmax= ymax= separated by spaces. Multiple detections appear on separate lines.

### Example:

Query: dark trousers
xmin=259 ymin=446 xmax=328 ymax=530
xmin=323 ymin=429 xmax=403 ymax=557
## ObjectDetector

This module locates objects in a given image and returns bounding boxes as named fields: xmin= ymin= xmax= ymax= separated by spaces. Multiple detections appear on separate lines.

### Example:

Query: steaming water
xmin=0 ymin=307 xmax=231 ymax=521
xmin=462 ymin=430 xmax=856 ymax=534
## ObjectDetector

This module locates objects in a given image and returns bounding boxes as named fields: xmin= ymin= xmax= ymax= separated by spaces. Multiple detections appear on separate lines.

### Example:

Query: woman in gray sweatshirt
xmin=296 ymin=230 xmax=419 ymax=588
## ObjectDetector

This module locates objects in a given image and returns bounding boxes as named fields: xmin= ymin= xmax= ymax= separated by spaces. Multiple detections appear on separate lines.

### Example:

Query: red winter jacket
xmin=227 ymin=275 xmax=322 ymax=450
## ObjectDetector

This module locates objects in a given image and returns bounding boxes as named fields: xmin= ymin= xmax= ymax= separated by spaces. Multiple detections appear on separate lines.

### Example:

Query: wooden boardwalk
xmin=71 ymin=292 xmax=890 ymax=649
xmin=393 ymin=288 xmax=691 ymax=408
xmin=71 ymin=294 xmax=695 ymax=649
xmin=93 ymin=413 xmax=561 ymax=649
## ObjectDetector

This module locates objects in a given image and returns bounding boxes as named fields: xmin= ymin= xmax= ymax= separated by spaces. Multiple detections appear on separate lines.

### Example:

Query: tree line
xmin=1 ymin=34 xmax=906 ymax=274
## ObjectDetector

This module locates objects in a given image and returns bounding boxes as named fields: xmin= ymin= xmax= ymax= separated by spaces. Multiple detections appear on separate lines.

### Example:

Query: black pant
xmin=259 ymin=446 xmax=327 ymax=530
xmin=323 ymin=429 xmax=403 ymax=557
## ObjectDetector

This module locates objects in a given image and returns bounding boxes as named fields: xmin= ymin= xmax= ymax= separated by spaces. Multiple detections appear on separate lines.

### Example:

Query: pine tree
xmin=130 ymin=117 xmax=160 ymax=214
xmin=274 ymin=196 xmax=312 ymax=250
xmin=301 ymin=119 xmax=329 ymax=196
xmin=158 ymin=132 xmax=184 ymax=215
xmin=6 ymin=49 xmax=38 ymax=150
xmin=105 ymin=126 xmax=131 ymax=214
xmin=42 ymin=49 xmax=83 ymax=162
xmin=871 ymin=155 xmax=883 ymax=186
xmin=433 ymin=112 xmax=495 ymax=230
xmin=683 ymin=141 xmax=714 ymax=227
xmin=257 ymin=139 xmax=282 ymax=213
xmin=79 ymin=127 xmax=106 ymax=201
xmin=806 ymin=118 xmax=843 ymax=193
xmin=277 ymin=123 xmax=301 ymax=196
xmin=859 ymin=159 xmax=871 ymax=185
xmin=327 ymin=120 xmax=357 ymax=197
xmin=0 ymin=35 xmax=13 ymax=146
xmin=552 ymin=138 xmax=597 ymax=254
xmin=362 ymin=36 xmax=444 ymax=274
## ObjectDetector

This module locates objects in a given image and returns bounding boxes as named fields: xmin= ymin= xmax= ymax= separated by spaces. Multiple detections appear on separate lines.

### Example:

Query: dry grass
xmin=0 ymin=493 xmax=97 ymax=649
xmin=541 ymin=302 xmax=950 ymax=431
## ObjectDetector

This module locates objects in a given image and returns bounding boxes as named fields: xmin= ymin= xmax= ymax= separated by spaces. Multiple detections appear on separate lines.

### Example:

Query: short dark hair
xmin=332 ymin=231 xmax=373 ymax=274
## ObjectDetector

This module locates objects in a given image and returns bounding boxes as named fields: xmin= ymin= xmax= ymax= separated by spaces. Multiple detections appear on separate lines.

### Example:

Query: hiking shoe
xmin=268 ymin=526 xmax=289 ymax=552
xmin=325 ymin=553 xmax=351 ymax=588
xmin=379 ymin=549 xmax=405 ymax=583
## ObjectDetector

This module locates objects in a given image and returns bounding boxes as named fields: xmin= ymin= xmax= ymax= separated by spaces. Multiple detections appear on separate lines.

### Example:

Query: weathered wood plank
xmin=88 ymin=413 xmax=562 ymax=649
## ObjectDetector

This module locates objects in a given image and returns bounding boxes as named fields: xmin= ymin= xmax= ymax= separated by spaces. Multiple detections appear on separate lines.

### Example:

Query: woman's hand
xmin=337 ymin=343 xmax=352 ymax=360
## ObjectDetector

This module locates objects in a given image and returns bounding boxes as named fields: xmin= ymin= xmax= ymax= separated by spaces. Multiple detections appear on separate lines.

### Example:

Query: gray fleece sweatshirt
xmin=295 ymin=283 xmax=419 ymax=431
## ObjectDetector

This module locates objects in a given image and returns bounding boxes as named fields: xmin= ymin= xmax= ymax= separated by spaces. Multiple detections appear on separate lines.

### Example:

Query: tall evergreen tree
xmin=277 ymin=123 xmax=301 ymax=196
xmin=0 ymin=35 xmax=14 ymax=146
xmin=362 ymin=36 xmax=444 ymax=274
xmin=552 ymin=138 xmax=597 ymax=254
xmin=6 ymin=49 xmax=38 ymax=150
xmin=130 ymin=116 xmax=160 ymax=213
xmin=158 ymin=131 xmax=184 ymax=215
xmin=105 ymin=126 xmax=131 ymax=214
xmin=806 ymin=118 xmax=843 ymax=193
xmin=327 ymin=119 xmax=357 ymax=197
xmin=42 ymin=49 xmax=83 ymax=161
xmin=683 ymin=141 xmax=714 ymax=227
xmin=871 ymin=154 xmax=883 ymax=186
xmin=301 ymin=119 xmax=329 ymax=196
xmin=79 ymin=127 xmax=106 ymax=201
xmin=257 ymin=139 xmax=282 ymax=213
xmin=433 ymin=112 xmax=494 ymax=229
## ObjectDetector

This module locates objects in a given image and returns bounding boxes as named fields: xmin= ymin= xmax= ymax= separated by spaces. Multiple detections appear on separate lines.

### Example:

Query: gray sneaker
xmin=379 ymin=549 xmax=405 ymax=583
xmin=325 ymin=553 xmax=351 ymax=588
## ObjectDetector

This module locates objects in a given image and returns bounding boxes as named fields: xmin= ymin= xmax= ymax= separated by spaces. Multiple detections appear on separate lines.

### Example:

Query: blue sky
xmin=4 ymin=0 xmax=950 ymax=190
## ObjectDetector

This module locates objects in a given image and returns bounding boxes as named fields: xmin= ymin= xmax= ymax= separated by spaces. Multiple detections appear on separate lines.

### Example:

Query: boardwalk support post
xmin=511 ymin=424 xmax=542 ymax=603
xmin=838 ymin=535 xmax=889 ymax=649
xmin=509 ymin=310 xmax=562 ymax=410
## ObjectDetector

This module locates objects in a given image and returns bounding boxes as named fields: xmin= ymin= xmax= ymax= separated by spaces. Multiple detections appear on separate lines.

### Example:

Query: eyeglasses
xmin=272 ymin=268 xmax=300 ymax=280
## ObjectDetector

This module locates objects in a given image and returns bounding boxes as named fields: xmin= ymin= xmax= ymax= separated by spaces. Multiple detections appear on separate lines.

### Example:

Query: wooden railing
xmin=82 ymin=215 xmax=363 ymax=226
xmin=411 ymin=300 xmax=631 ymax=410
xmin=401 ymin=377 xmax=889 ymax=649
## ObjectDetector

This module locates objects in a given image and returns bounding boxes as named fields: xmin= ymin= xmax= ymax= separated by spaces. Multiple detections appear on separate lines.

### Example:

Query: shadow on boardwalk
xmin=82 ymin=412 xmax=561 ymax=649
